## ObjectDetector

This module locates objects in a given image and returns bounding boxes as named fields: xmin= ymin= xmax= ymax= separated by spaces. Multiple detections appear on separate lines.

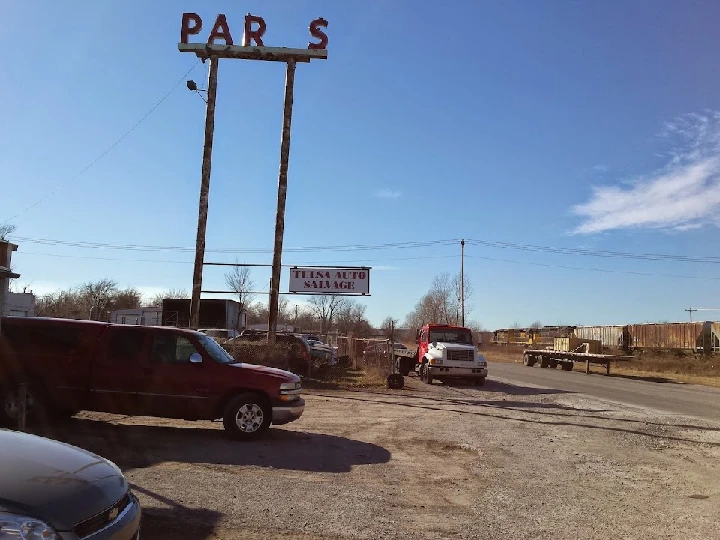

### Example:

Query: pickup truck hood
xmin=0 ymin=430 xmax=128 ymax=532
xmin=226 ymin=362 xmax=300 ymax=383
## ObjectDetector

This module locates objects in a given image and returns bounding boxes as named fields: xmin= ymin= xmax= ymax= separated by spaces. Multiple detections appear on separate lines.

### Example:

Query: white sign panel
xmin=289 ymin=267 xmax=370 ymax=295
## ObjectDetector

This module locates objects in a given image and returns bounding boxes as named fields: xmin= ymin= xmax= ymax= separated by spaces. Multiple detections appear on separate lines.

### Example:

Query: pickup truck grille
xmin=447 ymin=349 xmax=475 ymax=362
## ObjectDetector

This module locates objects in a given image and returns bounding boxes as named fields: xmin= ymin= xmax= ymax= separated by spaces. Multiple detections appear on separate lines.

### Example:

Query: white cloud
xmin=573 ymin=111 xmax=720 ymax=234
xmin=373 ymin=189 xmax=402 ymax=199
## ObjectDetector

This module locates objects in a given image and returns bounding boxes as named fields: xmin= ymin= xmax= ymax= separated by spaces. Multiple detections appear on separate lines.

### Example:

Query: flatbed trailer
xmin=522 ymin=349 xmax=632 ymax=375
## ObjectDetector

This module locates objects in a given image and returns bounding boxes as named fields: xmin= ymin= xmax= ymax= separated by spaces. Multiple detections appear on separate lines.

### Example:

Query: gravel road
xmin=33 ymin=375 xmax=720 ymax=539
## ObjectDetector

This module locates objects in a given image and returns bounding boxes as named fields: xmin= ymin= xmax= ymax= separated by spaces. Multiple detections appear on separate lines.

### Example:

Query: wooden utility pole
xmin=190 ymin=57 xmax=220 ymax=329
xmin=685 ymin=308 xmax=697 ymax=322
xmin=267 ymin=60 xmax=297 ymax=344
xmin=460 ymin=239 xmax=465 ymax=327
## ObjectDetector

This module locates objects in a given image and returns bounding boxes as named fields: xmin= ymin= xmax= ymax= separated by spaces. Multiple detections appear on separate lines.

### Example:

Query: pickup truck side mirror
xmin=189 ymin=352 xmax=203 ymax=364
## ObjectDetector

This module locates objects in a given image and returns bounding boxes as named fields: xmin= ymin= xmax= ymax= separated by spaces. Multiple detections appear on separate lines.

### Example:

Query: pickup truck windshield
xmin=428 ymin=330 xmax=473 ymax=344
xmin=198 ymin=334 xmax=236 ymax=364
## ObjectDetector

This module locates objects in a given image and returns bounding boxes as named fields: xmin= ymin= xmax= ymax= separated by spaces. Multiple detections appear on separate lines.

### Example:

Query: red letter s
xmin=308 ymin=17 xmax=328 ymax=50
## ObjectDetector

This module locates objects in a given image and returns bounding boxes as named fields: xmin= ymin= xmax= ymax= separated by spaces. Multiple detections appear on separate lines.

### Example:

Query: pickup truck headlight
xmin=0 ymin=513 xmax=58 ymax=540
xmin=279 ymin=381 xmax=302 ymax=401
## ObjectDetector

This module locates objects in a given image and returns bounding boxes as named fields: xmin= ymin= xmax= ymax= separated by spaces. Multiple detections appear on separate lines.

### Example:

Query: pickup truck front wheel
xmin=223 ymin=393 xmax=271 ymax=440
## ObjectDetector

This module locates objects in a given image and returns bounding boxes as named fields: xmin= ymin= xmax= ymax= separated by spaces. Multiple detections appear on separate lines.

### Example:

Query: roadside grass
xmin=302 ymin=364 xmax=389 ymax=390
xmin=480 ymin=345 xmax=720 ymax=388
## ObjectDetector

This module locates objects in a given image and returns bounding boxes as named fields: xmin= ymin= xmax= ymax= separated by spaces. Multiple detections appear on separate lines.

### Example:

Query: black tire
xmin=539 ymin=356 xmax=550 ymax=368
xmin=476 ymin=377 xmax=486 ymax=386
xmin=387 ymin=373 xmax=404 ymax=389
xmin=0 ymin=383 xmax=42 ymax=427
xmin=561 ymin=361 xmax=574 ymax=371
xmin=222 ymin=393 xmax=272 ymax=440
xmin=549 ymin=360 xmax=559 ymax=369
xmin=423 ymin=364 xmax=433 ymax=385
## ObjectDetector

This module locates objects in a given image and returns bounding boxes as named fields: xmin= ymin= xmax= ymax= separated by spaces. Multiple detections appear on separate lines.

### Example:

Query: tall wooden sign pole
xmin=267 ymin=60 xmax=296 ymax=343
xmin=179 ymin=12 xmax=328 ymax=338
xmin=190 ymin=57 xmax=219 ymax=329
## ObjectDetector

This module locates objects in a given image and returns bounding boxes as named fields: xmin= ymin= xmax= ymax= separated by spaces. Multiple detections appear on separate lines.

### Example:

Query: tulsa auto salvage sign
xmin=289 ymin=267 xmax=370 ymax=295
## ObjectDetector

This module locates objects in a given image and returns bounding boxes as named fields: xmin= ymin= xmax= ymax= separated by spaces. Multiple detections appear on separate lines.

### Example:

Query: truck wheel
xmin=423 ymin=364 xmax=433 ymax=385
xmin=222 ymin=393 xmax=271 ymax=440
xmin=523 ymin=353 xmax=535 ymax=367
xmin=561 ymin=361 xmax=574 ymax=371
xmin=549 ymin=360 xmax=559 ymax=369
xmin=539 ymin=356 xmax=550 ymax=368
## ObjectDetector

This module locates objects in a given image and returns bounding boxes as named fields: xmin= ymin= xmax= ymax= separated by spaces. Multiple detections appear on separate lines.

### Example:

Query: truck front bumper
xmin=272 ymin=398 xmax=305 ymax=425
xmin=428 ymin=366 xmax=488 ymax=378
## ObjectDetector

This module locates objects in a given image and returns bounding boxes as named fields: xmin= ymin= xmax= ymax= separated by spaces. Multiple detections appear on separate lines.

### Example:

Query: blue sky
xmin=3 ymin=1 xmax=720 ymax=329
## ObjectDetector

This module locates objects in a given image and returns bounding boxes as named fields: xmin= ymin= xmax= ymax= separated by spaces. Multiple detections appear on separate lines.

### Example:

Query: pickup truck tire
xmin=0 ymin=383 xmax=48 ymax=426
xmin=222 ymin=393 xmax=271 ymax=440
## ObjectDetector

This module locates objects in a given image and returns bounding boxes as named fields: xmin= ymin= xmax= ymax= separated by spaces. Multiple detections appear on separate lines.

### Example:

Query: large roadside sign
xmin=288 ymin=267 xmax=370 ymax=295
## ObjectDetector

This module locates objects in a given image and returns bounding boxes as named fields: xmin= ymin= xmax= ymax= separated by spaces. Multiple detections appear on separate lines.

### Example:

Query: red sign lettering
xmin=243 ymin=14 xmax=267 ymax=46
xmin=180 ymin=13 xmax=328 ymax=50
xmin=308 ymin=18 xmax=328 ymax=50
xmin=180 ymin=12 xmax=202 ymax=44
xmin=208 ymin=14 xmax=233 ymax=45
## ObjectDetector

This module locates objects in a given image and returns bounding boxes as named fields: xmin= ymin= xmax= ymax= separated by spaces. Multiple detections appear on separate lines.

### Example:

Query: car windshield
xmin=197 ymin=334 xmax=236 ymax=364
xmin=429 ymin=330 xmax=473 ymax=344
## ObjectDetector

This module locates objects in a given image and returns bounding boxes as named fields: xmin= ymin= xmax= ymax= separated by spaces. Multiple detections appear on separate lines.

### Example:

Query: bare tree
xmin=336 ymin=300 xmax=371 ymax=336
xmin=308 ymin=295 xmax=348 ymax=334
xmin=224 ymin=265 xmax=256 ymax=315
xmin=404 ymin=272 xmax=472 ymax=328
xmin=530 ymin=321 xmax=543 ymax=329
xmin=0 ymin=224 xmax=16 ymax=241
xmin=380 ymin=316 xmax=399 ymax=339
xmin=147 ymin=288 xmax=187 ymax=307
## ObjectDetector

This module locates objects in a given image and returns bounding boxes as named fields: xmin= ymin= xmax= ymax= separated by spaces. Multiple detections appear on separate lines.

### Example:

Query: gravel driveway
xmin=32 ymin=375 xmax=720 ymax=539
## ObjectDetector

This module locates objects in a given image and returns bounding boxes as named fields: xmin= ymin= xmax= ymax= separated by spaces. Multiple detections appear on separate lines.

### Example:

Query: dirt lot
xmin=32 ymin=376 xmax=720 ymax=539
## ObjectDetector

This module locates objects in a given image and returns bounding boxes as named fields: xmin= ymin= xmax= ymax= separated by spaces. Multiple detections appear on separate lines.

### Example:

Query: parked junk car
xmin=0 ymin=429 xmax=142 ymax=539
xmin=0 ymin=317 xmax=304 ymax=440
xmin=199 ymin=328 xmax=240 ymax=342
xmin=231 ymin=330 xmax=312 ymax=375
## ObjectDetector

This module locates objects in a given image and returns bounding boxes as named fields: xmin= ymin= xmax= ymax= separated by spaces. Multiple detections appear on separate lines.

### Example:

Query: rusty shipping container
xmin=627 ymin=322 xmax=706 ymax=350
xmin=574 ymin=326 xmax=626 ymax=349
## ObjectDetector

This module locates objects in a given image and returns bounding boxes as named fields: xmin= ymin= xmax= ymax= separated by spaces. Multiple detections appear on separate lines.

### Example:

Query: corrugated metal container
xmin=574 ymin=326 xmax=626 ymax=349
xmin=711 ymin=323 xmax=720 ymax=352
xmin=554 ymin=337 xmax=601 ymax=354
xmin=627 ymin=322 xmax=705 ymax=350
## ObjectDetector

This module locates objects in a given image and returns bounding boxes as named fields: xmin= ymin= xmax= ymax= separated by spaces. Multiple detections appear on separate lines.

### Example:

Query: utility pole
xmin=267 ymin=60 xmax=297 ymax=344
xmin=190 ymin=57 xmax=220 ymax=329
xmin=460 ymin=239 xmax=465 ymax=327
xmin=685 ymin=308 xmax=697 ymax=322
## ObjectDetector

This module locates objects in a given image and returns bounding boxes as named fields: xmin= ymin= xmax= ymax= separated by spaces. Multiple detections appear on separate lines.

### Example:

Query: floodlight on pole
xmin=187 ymin=79 xmax=208 ymax=103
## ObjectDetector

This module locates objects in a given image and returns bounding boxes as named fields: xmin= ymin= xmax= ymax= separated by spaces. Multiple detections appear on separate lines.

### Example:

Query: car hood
xmin=0 ymin=430 xmax=128 ymax=532
xmin=225 ymin=362 xmax=300 ymax=383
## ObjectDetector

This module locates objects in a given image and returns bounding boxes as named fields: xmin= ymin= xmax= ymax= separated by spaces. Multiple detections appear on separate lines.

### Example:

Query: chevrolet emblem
xmin=108 ymin=507 xmax=119 ymax=521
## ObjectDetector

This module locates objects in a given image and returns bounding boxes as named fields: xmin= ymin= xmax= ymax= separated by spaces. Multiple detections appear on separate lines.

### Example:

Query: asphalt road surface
xmin=490 ymin=361 xmax=720 ymax=422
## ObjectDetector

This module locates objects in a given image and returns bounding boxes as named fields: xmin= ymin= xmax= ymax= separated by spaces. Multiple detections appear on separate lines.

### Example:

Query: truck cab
xmin=416 ymin=323 xmax=488 ymax=385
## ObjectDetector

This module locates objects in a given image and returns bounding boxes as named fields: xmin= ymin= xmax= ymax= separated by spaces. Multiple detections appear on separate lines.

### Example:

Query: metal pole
xmin=268 ymin=60 xmax=297 ymax=344
xmin=461 ymin=239 xmax=465 ymax=327
xmin=190 ymin=57 xmax=220 ymax=330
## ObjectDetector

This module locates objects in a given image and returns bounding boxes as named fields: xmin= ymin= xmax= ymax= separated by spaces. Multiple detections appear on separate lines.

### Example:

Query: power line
xmin=2 ymin=60 xmax=202 ymax=226
xmin=465 ymin=254 xmax=720 ymax=281
xmin=10 ymin=234 xmax=720 ymax=265
xmin=465 ymin=239 xmax=720 ymax=264
xmin=10 ymin=237 xmax=458 ymax=254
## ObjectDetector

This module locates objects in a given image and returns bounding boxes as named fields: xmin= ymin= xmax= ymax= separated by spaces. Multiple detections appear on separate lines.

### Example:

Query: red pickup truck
xmin=0 ymin=317 xmax=304 ymax=440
